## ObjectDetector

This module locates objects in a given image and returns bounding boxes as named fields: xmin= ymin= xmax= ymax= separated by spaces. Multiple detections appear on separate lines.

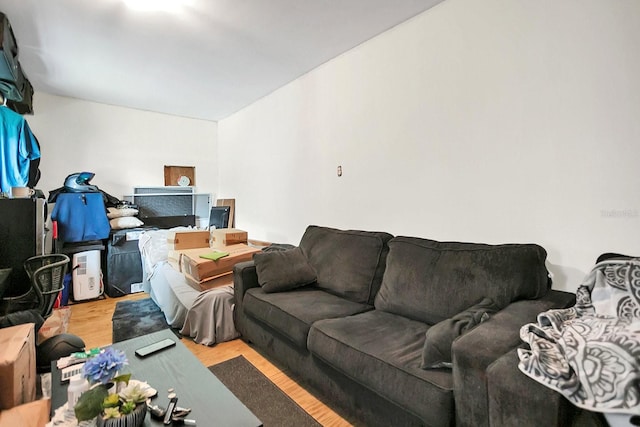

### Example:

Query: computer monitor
xmin=209 ymin=206 xmax=230 ymax=229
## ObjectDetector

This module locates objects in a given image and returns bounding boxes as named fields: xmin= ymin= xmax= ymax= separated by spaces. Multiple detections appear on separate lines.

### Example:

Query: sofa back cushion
xmin=374 ymin=236 xmax=550 ymax=324
xmin=299 ymin=225 xmax=393 ymax=304
xmin=253 ymin=247 xmax=317 ymax=293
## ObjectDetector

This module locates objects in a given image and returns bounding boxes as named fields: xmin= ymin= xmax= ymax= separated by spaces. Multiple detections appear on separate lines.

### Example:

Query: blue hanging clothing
xmin=51 ymin=192 xmax=110 ymax=243
xmin=0 ymin=105 xmax=41 ymax=193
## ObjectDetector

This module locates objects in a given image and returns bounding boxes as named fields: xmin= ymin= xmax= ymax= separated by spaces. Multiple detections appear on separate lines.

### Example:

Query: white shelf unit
xmin=123 ymin=186 xmax=211 ymax=229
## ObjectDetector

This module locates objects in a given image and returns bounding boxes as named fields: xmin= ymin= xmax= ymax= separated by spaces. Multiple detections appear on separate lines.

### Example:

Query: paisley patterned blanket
xmin=518 ymin=258 xmax=640 ymax=415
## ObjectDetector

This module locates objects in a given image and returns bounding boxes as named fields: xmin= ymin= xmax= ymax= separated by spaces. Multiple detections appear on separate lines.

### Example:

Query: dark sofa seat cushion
xmin=243 ymin=286 xmax=372 ymax=349
xmin=375 ymin=237 xmax=550 ymax=325
xmin=308 ymin=310 xmax=454 ymax=427
xmin=299 ymin=225 xmax=393 ymax=304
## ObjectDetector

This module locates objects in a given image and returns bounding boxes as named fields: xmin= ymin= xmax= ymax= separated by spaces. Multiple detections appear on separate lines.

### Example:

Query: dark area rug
xmin=209 ymin=356 xmax=321 ymax=427
xmin=112 ymin=298 xmax=179 ymax=343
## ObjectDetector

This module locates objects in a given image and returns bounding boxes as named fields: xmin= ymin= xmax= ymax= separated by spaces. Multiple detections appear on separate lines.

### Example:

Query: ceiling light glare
xmin=123 ymin=0 xmax=190 ymax=13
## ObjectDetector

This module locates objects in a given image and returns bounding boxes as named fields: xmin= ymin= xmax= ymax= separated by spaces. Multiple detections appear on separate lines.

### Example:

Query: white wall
xmin=218 ymin=0 xmax=640 ymax=292
xmin=26 ymin=92 xmax=218 ymax=200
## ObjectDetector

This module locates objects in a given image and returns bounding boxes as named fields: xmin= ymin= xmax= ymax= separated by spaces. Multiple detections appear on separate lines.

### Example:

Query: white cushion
xmin=110 ymin=216 xmax=144 ymax=230
xmin=107 ymin=207 xmax=139 ymax=219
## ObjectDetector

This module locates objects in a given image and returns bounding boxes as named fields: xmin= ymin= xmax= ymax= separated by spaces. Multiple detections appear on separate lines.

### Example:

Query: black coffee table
xmin=51 ymin=329 xmax=262 ymax=426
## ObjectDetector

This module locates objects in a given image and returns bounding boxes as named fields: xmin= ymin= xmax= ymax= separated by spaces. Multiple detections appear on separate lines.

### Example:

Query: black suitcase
xmin=5 ymin=62 xmax=34 ymax=115
xmin=0 ymin=12 xmax=34 ymax=114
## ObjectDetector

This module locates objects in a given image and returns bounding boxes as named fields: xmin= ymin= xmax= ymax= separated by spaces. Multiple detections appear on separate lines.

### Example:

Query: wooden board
xmin=216 ymin=198 xmax=236 ymax=228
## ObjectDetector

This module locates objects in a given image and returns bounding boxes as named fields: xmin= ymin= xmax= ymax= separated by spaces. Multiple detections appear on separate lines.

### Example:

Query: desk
xmin=51 ymin=329 xmax=262 ymax=426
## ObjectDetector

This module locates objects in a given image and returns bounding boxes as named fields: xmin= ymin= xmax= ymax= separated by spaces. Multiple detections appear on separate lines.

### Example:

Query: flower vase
xmin=96 ymin=402 xmax=147 ymax=427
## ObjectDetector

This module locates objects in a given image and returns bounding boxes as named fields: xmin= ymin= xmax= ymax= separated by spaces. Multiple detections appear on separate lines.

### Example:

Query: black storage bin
xmin=103 ymin=228 xmax=147 ymax=297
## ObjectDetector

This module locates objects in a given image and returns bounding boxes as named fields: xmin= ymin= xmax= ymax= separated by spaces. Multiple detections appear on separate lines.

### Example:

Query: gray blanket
xmin=518 ymin=259 xmax=640 ymax=416
xmin=180 ymin=285 xmax=239 ymax=345
xmin=139 ymin=229 xmax=239 ymax=346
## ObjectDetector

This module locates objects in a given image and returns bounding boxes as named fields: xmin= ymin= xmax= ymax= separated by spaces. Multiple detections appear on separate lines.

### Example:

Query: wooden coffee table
xmin=51 ymin=329 xmax=262 ymax=426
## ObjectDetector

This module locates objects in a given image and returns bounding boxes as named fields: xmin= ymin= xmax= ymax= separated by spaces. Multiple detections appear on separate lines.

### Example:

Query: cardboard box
xmin=210 ymin=228 xmax=248 ymax=247
xmin=0 ymin=324 xmax=36 ymax=410
xmin=180 ymin=244 xmax=260 ymax=281
xmin=167 ymin=250 xmax=183 ymax=272
xmin=167 ymin=230 xmax=210 ymax=250
xmin=0 ymin=398 xmax=50 ymax=427
xmin=184 ymin=271 xmax=234 ymax=292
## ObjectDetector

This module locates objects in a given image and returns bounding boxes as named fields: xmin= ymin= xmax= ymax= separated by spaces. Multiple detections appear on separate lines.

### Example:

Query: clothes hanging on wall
xmin=0 ymin=104 xmax=41 ymax=194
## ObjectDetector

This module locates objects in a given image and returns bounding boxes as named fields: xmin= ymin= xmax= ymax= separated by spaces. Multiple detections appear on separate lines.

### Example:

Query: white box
xmin=130 ymin=282 xmax=144 ymax=293
xmin=72 ymin=250 xmax=103 ymax=301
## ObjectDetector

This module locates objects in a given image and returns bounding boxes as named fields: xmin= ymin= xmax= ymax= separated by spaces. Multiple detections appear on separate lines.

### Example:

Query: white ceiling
xmin=0 ymin=0 xmax=444 ymax=121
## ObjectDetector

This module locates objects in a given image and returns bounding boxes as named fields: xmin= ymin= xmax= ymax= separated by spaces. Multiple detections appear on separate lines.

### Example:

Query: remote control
xmin=135 ymin=338 xmax=176 ymax=358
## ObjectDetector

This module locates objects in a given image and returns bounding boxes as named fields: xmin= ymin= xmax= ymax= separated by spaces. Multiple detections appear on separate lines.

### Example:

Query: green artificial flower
xmin=103 ymin=407 xmax=121 ymax=419
xmin=102 ymin=393 xmax=120 ymax=408
xmin=120 ymin=401 xmax=136 ymax=415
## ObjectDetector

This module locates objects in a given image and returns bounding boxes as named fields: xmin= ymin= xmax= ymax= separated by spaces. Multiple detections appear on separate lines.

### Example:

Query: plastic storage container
xmin=67 ymin=374 xmax=88 ymax=410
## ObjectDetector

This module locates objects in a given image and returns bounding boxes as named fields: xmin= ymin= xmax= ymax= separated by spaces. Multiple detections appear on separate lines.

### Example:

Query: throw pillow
xmin=253 ymin=247 xmax=317 ymax=293
xmin=421 ymin=297 xmax=499 ymax=369
xmin=106 ymin=207 xmax=139 ymax=219
xmin=109 ymin=216 xmax=144 ymax=230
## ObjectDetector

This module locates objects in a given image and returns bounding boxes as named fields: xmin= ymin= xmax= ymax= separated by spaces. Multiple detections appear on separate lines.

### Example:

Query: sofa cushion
xmin=308 ymin=310 xmax=454 ymax=426
xmin=253 ymin=247 xmax=317 ymax=293
xmin=421 ymin=297 xmax=499 ymax=369
xmin=375 ymin=237 xmax=550 ymax=325
xmin=243 ymin=286 xmax=372 ymax=349
xmin=299 ymin=225 xmax=393 ymax=304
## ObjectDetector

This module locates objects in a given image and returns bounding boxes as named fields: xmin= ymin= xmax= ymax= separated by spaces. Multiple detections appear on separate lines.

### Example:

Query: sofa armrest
xmin=452 ymin=290 xmax=575 ymax=427
xmin=487 ymin=348 xmax=606 ymax=427
xmin=232 ymin=260 xmax=259 ymax=336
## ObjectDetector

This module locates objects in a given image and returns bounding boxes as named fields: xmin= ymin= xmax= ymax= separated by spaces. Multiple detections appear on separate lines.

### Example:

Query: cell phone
xmin=135 ymin=338 xmax=176 ymax=358
xmin=164 ymin=395 xmax=178 ymax=425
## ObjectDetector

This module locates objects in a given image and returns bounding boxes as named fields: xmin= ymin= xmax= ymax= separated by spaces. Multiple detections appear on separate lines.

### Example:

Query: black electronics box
xmin=103 ymin=228 xmax=147 ymax=297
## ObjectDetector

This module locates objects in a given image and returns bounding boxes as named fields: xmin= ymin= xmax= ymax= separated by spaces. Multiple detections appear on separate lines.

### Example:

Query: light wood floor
xmin=67 ymin=293 xmax=352 ymax=427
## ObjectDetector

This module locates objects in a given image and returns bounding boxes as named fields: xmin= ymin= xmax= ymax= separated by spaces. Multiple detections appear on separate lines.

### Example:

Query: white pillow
xmin=107 ymin=207 xmax=139 ymax=219
xmin=110 ymin=216 xmax=144 ymax=230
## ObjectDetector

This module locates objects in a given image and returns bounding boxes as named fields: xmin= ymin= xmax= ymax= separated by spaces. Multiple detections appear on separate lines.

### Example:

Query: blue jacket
xmin=0 ymin=105 xmax=41 ymax=193
xmin=51 ymin=193 xmax=110 ymax=242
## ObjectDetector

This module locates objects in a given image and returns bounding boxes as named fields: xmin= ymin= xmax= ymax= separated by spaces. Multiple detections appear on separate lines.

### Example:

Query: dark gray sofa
xmin=233 ymin=225 xmax=576 ymax=426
